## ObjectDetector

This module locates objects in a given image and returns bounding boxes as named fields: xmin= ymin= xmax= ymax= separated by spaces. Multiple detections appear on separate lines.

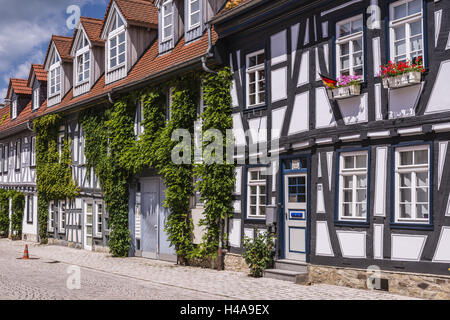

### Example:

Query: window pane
xmin=355 ymin=203 xmax=366 ymax=217
xmin=342 ymin=203 xmax=352 ymax=216
xmin=298 ymin=194 xmax=306 ymax=203
xmin=249 ymin=72 xmax=255 ymax=83
xmin=400 ymin=188 xmax=411 ymax=202
xmin=395 ymin=40 xmax=406 ymax=57
xmin=119 ymin=43 xmax=125 ymax=54
xmin=119 ymin=33 xmax=125 ymax=44
xmin=344 ymin=190 xmax=352 ymax=202
xmin=259 ymin=205 xmax=266 ymax=216
xmin=250 ymin=185 xmax=257 ymax=195
xmin=394 ymin=3 xmax=407 ymax=20
xmin=394 ymin=25 xmax=406 ymax=40
xmin=416 ymin=204 xmax=428 ymax=219
xmin=399 ymin=203 xmax=412 ymax=218
xmin=250 ymin=195 xmax=257 ymax=205
xmin=110 ymin=37 xmax=117 ymax=48
xmin=351 ymin=19 xmax=363 ymax=33
xmin=339 ymin=22 xmax=351 ymax=37
xmin=408 ymin=0 xmax=421 ymax=15
xmin=356 ymin=189 xmax=366 ymax=202
xmin=340 ymin=42 xmax=350 ymax=55
xmin=410 ymin=36 xmax=422 ymax=52
xmin=250 ymin=206 xmax=257 ymax=216
xmin=344 ymin=156 xmax=354 ymax=169
xmin=191 ymin=0 xmax=199 ymax=12
xmin=400 ymin=173 xmax=412 ymax=187
xmin=248 ymin=56 xmax=256 ymax=67
xmin=257 ymin=54 xmax=265 ymax=65
xmin=400 ymin=151 xmax=413 ymax=166
xmin=414 ymin=149 xmax=428 ymax=165
xmin=353 ymin=39 xmax=363 ymax=52
xmin=416 ymin=172 xmax=428 ymax=187
xmin=191 ymin=12 xmax=200 ymax=26
xmin=343 ymin=176 xmax=353 ymax=188
xmin=355 ymin=155 xmax=366 ymax=168
xmin=340 ymin=57 xmax=350 ymax=70
xmin=416 ymin=188 xmax=428 ymax=203
xmin=356 ymin=175 xmax=367 ymax=188
xmin=410 ymin=20 xmax=422 ymax=36
xmin=119 ymin=53 xmax=125 ymax=64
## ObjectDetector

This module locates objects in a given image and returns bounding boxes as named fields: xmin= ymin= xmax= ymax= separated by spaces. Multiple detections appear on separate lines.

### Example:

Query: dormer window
xmin=32 ymin=88 xmax=39 ymax=110
xmin=108 ymin=12 xmax=126 ymax=70
xmin=11 ymin=99 xmax=17 ymax=119
xmin=162 ymin=0 xmax=174 ymax=41
xmin=49 ymin=52 xmax=61 ymax=97
xmin=76 ymin=34 xmax=90 ymax=84
xmin=188 ymin=0 xmax=200 ymax=30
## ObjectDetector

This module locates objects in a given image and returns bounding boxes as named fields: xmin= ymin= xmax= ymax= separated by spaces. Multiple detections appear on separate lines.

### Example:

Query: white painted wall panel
xmin=426 ymin=60 xmax=450 ymax=114
xmin=374 ymin=147 xmax=388 ymax=217
xmin=234 ymin=167 xmax=242 ymax=195
xmin=248 ymin=117 xmax=267 ymax=144
xmin=337 ymin=93 xmax=368 ymax=124
xmin=316 ymin=221 xmax=334 ymax=256
xmin=229 ymin=219 xmax=241 ymax=248
xmin=298 ymin=51 xmax=310 ymax=86
xmin=232 ymin=114 xmax=246 ymax=146
xmin=337 ymin=231 xmax=366 ymax=258
xmin=372 ymin=37 xmax=381 ymax=77
xmin=271 ymin=67 xmax=288 ymax=102
xmin=315 ymin=88 xmax=336 ymax=128
xmin=271 ymin=106 xmax=286 ymax=140
xmin=391 ymin=234 xmax=427 ymax=261
xmin=433 ymin=227 xmax=450 ymax=262
xmin=233 ymin=200 xmax=241 ymax=213
xmin=389 ymin=84 xmax=422 ymax=119
xmin=373 ymin=224 xmax=384 ymax=259
xmin=271 ymin=30 xmax=287 ymax=65
xmin=288 ymin=92 xmax=309 ymax=135
xmin=316 ymin=183 xmax=325 ymax=213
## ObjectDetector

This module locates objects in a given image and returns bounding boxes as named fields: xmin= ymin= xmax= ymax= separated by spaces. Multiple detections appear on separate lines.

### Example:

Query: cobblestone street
xmin=0 ymin=239 xmax=414 ymax=300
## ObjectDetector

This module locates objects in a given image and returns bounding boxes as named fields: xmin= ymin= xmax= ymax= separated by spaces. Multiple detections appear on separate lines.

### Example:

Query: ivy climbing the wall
xmin=0 ymin=190 xmax=10 ymax=237
xmin=195 ymin=68 xmax=235 ymax=257
xmin=34 ymin=114 xmax=79 ymax=243
xmin=10 ymin=191 xmax=25 ymax=240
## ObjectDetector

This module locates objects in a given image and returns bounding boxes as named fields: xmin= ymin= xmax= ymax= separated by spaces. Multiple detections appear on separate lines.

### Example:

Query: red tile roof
xmin=7 ymin=79 xmax=32 ymax=98
xmin=27 ymin=64 xmax=47 ymax=87
xmin=102 ymin=0 xmax=158 ymax=34
xmin=70 ymin=17 xmax=105 ymax=52
xmin=43 ymin=35 xmax=73 ymax=67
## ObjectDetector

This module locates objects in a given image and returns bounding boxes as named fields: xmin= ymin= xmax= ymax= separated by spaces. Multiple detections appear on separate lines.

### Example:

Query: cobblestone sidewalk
xmin=0 ymin=239 xmax=415 ymax=300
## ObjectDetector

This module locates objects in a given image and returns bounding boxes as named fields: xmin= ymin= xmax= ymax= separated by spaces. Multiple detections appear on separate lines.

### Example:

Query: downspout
xmin=108 ymin=92 xmax=114 ymax=105
xmin=201 ymin=23 xmax=225 ymax=270
xmin=201 ymin=23 xmax=217 ymax=74
xmin=26 ymin=120 xmax=33 ymax=132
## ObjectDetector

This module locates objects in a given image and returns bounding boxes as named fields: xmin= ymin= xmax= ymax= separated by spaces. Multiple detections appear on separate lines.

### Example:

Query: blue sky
xmin=0 ymin=0 xmax=109 ymax=103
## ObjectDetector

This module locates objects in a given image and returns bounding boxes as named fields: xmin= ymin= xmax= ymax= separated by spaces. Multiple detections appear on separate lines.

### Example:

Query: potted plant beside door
xmin=379 ymin=56 xmax=425 ymax=89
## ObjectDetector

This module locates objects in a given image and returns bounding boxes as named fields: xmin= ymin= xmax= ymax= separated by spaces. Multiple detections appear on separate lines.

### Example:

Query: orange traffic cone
xmin=22 ymin=244 xmax=29 ymax=260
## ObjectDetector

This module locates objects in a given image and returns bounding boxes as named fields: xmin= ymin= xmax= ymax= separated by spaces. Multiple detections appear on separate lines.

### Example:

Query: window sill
xmin=243 ymin=104 xmax=267 ymax=114
xmin=334 ymin=220 xmax=369 ymax=228
xmin=390 ymin=222 xmax=433 ymax=231
xmin=107 ymin=63 xmax=126 ymax=73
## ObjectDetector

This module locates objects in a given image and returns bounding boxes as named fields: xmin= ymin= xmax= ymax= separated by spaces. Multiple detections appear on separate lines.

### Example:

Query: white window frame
xmin=15 ymin=139 xmax=21 ymax=170
xmin=11 ymin=99 xmax=17 ymax=119
xmin=246 ymin=50 xmax=266 ymax=108
xmin=394 ymin=144 xmax=430 ymax=224
xmin=338 ymin=151 xmax=369 ymax=221
xmin=107 ymin=12 xmax=126 ymax=72
xmin=26 ymin=194 xmax=34 ymax=224
xmin=30 ymin=136 xmax=36 ymax=167
xmin=76 ymin=35 xmax=90 ymax=85
xmin=162 ymin=0 xmax=174 ymax=41
xmin=96 ymin=202 xmax=103 ymax=237
xmin=58 ymin=134 xmax=64 ymax=159
xmin=48 ymin=201 xmax=56 ymax=232
xmin=59 ymin=200 xmax=66 ymax=233
xmin=336 ymin=15 xmax=365 ymax=78
xmin=247 ymin=168 xmax=267 ymax=219
xmin=49 ymin=52 xmax=61 ymax=97
xmin=33 ymin=87 xmax=40 ymax=110
xmin=389 ymin=0 xmax=424 ymax=63
xmin=188 ymin=0 xmax=200 ymax=30
xmin=134 ymin=100 xmax=145 ymax=138
xmin=3 ymin=145 xmax=8 ymax=173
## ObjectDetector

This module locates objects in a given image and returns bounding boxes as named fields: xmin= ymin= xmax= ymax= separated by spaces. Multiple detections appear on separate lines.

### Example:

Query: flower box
xmin=327 ymin=84 xmax=361 ymax=100
xmin=382 ymin=71 xmax=422 ymax=89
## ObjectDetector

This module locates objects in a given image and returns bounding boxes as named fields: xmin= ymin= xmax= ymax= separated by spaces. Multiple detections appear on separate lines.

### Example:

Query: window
xmin=3 ymin=145 xmax=8 ymax=173
xmin=336 ymin=15 xmax=364 ymax=77
xmin=33 ymin=88 xmax=40 ymax=110
xmin=162 ymin=0 xmax=174 ymax=41
xmin=338 ymin=151 xmax=368 ymax=221
xmin=59 ymin=201 xmax=66 ymax=233
xmin=389 ymin=0 xmax=423 ymax=63
xmin=188 ymin=0 xmax=200 ymax=30
xmin=76 ymin=40 xmax=90 ymax=84
xmin=15 ymin=140 xmax=21 ymax=170
xmin=26 ymin=195 xmax=34 ymax=224
xmin=0 ymin=145 xmax=3 ymax=174
xmin=11 ymin=99 xmax=17 ymax=119
xmin=246 ymin=51 xmax=266 ymax=107
xmin=30 ymin=136 xmax=36 ymax=167
xmin=49 ymin=201 xmax=56 ymax=232
xmin=247 ymin=168 xmax=267 ymax=218
xmin=394 ymin=145 xmax=430 ymax=223
xmin=287 ymin=176 xmax=307 ymax=203
xmin=96 ymin=202 xmax=103 ymax=236
xmin=134 ymin=100 xmax=145 ymax=138
xmin=49 ymin=52 xmax=61 ymax=96
xmin=108 ymin=12 xmax=126 ymax=70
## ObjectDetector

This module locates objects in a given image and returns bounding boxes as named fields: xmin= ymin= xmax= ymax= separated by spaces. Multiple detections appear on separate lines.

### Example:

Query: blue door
xmin=140 ymin=177 xmax=176 ymax=262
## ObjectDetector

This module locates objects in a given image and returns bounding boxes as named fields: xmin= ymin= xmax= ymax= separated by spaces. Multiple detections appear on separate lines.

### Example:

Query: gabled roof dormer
xmin=156 ymin=0 xmax=184 ymax=53
xmin=27 ymin=64 xmax=47 ymax=111
xmin=101 ymin=0 xmax=158 ymax=85
xmin=6 ymin=78 xmax=31 ymax=120
xmin=44 ymin=35 xmax=73 ymax=107
xmin=70 ymin=17 xmax=105 ymax=97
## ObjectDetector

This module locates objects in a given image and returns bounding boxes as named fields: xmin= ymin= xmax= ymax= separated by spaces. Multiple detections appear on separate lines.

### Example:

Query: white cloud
xmin=0 ymin=0 xmax=107 ymax=102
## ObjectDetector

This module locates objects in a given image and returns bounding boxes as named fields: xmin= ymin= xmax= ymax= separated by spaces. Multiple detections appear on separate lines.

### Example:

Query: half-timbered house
xmin=212 ymin=0 xmax=450 ymax=288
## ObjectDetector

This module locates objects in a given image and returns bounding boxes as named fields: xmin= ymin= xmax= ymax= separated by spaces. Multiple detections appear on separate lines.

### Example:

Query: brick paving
xmin=0 ymin=239 xmax=415 ymax=300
